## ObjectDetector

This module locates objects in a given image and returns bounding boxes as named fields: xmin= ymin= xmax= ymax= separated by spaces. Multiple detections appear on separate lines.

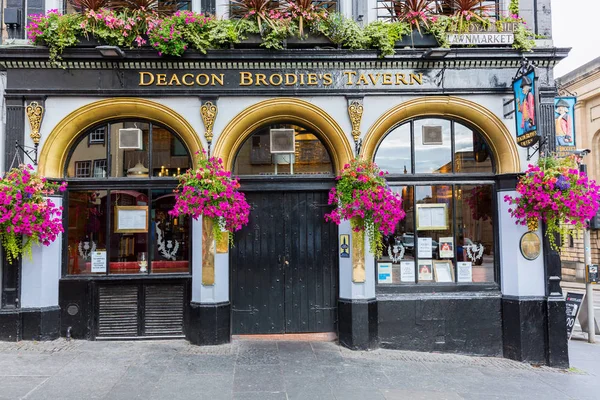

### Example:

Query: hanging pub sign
xmin=554 ymin=97 xmax=577 ymax=157
xmin=513 ymin=69 xmax=540 ymax=147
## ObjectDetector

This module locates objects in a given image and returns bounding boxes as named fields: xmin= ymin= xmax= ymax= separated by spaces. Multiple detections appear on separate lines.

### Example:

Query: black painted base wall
xmin=378 ymin=293 xmax=503 ymax=356
xmin=0 ymin=307 xmax=60 ymax=341
xmin=0 ymin=309 xmax=20 ymax=341
xmin=187 ymin=302 xmax=231 ymax=345
xmin=501 ymin=295 xmax=568 ymax=367
xmin=338 ymin=298 xmax=378 ymax=350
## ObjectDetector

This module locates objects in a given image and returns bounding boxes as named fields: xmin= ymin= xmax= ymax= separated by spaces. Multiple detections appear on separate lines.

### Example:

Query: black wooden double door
xmin=230 ymin=191 xmax=338 ymax=334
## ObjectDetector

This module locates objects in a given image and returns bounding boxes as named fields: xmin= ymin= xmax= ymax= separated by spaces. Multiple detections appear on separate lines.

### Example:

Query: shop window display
xmin=374 ymin=118 xmax=496 ymax=285
xmin=64 ymin=121 xmax=192 ymax=275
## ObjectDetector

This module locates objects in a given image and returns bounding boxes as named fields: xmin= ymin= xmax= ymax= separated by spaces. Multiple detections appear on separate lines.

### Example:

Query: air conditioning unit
xmin=119 ymin=128 xmax=143 ymax=149
xmin=270 ymin=128 xmax=295 ymax=154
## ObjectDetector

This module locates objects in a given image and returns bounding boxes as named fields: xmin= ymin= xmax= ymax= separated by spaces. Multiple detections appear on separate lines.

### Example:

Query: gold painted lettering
xmin=182 ymin=74 xmax=194 ymax=86
xmin=285 ymin=74 xmax=298 ymax=86
xmin=255 ymin=73 xmax=268 ymax=86
xmin=382 ymin=73 xmax=393 ymax=85
xmin=239 ymin=72 xmax=254 ymax=86
xmin=168 ymin=74 xmax=182 ymax=86
xmin=323 ymin=73 xmax=333 ymax=86
xmin=299 ymin=74 xmax=305 ymax=86
xmin=211 ymin=74 xmax=224 ymax=86
xmin=196 ymin=74 xmax=210 ymax=86
xmin=343 ymin=71 xmax=357 ymax=85
xmin=139 ymin=71 xmax=154 ymax=86
xmin=368 ymin=73 xmax=381 ymax=85
xmin=269 ymin=74 xmax=283 ymax=86
xmin=356 ymin=74 xmax=369 ymax=85
xmin=307 ymin=73 xmax=318 ymax=85
xmin=410 ymin=73 xmax=423 ymax=85
xmin=395 ymin=73 xmax=409 ymax=85
xmin=156 ymin=74 xmax=167 ymax=86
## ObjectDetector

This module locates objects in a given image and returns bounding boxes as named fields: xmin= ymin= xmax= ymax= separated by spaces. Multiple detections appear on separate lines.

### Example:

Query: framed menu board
xmin=114 ymin=206 xmax=148 ymax=233
xmin=416 ymin=204 xmax=448 ymax=231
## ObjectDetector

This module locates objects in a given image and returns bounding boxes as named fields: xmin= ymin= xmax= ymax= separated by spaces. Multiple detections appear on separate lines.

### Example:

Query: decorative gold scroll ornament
xmin=26 ymin=101 xmax=44 ymax=144
xmin=200 ymin=101 xmax=218 ymax=144
xmin=348 ymin=100 xmax=364 ymax=143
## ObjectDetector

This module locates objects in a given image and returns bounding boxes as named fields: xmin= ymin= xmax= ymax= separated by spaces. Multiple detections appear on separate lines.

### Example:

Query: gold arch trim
xmin=39 ymin=98 xmax=203 ymax=178
xmin=361 ymin=96 xmax=521 ymax=174
xmin=213 ymin=98 xmax=353 ymax=173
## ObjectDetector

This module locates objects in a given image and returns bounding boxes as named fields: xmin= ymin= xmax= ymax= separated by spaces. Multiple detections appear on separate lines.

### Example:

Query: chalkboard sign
xmin=566 ymin=292 xmax=585 ymax=340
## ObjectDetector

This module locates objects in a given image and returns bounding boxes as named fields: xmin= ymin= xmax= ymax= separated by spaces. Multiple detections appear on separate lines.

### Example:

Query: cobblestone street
xmin=1 ymin=338 xmax=599 ymax=400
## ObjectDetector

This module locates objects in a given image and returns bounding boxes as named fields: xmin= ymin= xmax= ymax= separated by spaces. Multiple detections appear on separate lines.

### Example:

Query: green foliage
xmin=363 ymin=21 xmax=411 ymax=57
xmin=27 ymin=11 xmax=83 ymax=64
xmin=512 ymin=23 xmax=536 ymax=52
xmin=207 ymin=18 xmax=259 ymax=48
xmin=260 ymin=19 xmax=298 ymax=50
xmin=312 ymin=13 xmax=367 ymax=49
xmin=509 ymin=0 xmax=520 ymax=16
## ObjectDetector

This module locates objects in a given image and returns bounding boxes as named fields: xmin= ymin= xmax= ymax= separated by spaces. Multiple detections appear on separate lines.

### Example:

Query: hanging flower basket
xmin=504 ymin=155 xmax=600 ymax=250
xmin=169 ymin=151 xmax=251 ymax=244
xmin=0 ymin=164 xmax=67 ymax=262
xmin=324 ymin=158 xmax=406 ymax=258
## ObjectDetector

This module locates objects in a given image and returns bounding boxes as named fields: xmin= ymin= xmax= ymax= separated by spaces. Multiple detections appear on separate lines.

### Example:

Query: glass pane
xmin=454 ymin=123 xmax=494 ymax=173
xmin=66 ymin=126 xmax=108 ymax=178
xmin=66 ymin=190 xmax=108 ymax=275
xmin=377 ymin=186 xmax=414 ymax=284
xmin=374 ymin=123 xmax=412 ymax=174
xmin=110 ymin=122 xmax=150 ymax=178
xmin=151 ymin=189 xmax=190 ymax=274
xmin=109 ymin=190 xmax=149 ymax=274
xmin=151 ymin=127 xmax=192 ymax=177
xmin=234 ymin=124 xmax=333 ymax=176
xmin=414 ymin=119 xmax=452 ymax=174
xmin=415 ymin=185 xmax=454 ymax=283
xmin=456 ymin=185 xmax=495 ymax=283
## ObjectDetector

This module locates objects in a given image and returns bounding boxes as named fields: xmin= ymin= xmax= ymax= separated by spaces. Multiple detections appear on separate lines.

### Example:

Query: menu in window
xmin=457 ymin=262 xmax=473 ymax=283
xmin=417 ymin=237 xmax=433 ymax=259
xmin=400 ymin=261 xmax=415 ymax=283
xmin=91 ymin=250 xmax=107 ymax=273
xmin=417 ymin=204 xmax=447 ymax=230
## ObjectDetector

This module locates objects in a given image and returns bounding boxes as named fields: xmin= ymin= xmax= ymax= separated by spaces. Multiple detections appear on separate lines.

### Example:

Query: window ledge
xmin=61 ymin=274 xmax=191 ymax=281
xmin=376 ymin=282 xmax=500 ymax=297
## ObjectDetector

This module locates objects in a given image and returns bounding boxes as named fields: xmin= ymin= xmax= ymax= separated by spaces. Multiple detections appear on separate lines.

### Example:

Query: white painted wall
xmin=498 ymin=191 xmax=546 ymax=297
xmin=20 ymin=196 xmax=63 ymax=308
xmin=191 ymin=217 xmax=229 ymax=304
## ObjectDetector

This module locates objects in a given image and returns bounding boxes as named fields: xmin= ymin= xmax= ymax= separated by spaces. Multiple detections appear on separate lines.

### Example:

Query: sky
xmin=552 ymin=0 xmax=600 ymax=77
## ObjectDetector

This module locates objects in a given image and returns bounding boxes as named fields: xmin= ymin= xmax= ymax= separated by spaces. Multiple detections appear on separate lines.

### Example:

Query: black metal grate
xmin=143 ymin=284 xmax=185 ymax=336
xmin=97 ymin=285 xmax=139 ymax=337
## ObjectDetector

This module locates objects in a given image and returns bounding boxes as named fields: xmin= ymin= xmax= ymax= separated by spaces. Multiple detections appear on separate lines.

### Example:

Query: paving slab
xmin=0 ymin=338 xmax=597 ymax=400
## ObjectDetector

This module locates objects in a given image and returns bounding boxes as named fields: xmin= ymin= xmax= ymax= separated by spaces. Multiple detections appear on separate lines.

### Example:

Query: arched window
xmin=64 ymin=120 xmax=193 ymax=276
xmin=233 ymin=123 xmax=334 ymax=176
xmin=374 ymin=118 xmax=496 ymax=286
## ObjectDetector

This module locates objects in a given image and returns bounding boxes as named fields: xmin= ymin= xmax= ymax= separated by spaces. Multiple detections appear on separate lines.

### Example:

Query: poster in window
xmin=554 ymin=97 xmax=577 ymax=157
xmin=457 ymin=262 xmax=473 ymax=283
xmin=400 ymin=261 xmax=416 ymax=283
xmin=439 ymin=237 xmax=454 ymax=258
xmin=91 ymin=250 xmax=107 ymax=273
xmin=378 ymin=262 xmax=393 ymax=284
xmin=434 ymin=260 xmax=454 ymax=283
xmin=416 ymin=204 xmax=448 ymax=231
xmin=417 ymin=237 xmax=433 ymax=259
xmin=418 ymin=259 xmax=433 ymax=282
xmin=114 ymin=206 xmax=148 ymax=233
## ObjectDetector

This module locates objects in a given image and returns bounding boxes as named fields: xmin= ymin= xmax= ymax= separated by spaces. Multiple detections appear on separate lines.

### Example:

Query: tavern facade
xmin=0 ymin=0 xmax=570 ymax=367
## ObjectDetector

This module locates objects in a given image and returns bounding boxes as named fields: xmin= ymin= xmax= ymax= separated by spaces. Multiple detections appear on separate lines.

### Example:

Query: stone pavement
xmin=1 ymin=338 xmax=599 ymax=400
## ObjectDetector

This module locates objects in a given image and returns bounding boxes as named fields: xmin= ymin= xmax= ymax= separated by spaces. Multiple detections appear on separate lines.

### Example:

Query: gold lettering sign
xmin=137 ymin=71 xmax=425 ymax=88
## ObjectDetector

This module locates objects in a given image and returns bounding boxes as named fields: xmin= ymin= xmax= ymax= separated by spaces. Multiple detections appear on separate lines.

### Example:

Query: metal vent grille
xmin=98 ymin=285 xmax=139 ymax=337
xmin=143 ymin=285 xmax=184 ymax=336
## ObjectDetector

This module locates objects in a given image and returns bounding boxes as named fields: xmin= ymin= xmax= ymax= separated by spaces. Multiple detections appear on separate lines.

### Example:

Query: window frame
xmin=62 ymin=120 xmax=193 ymax=278
xmin=373 ymin=117 xmax=500 ymax=293
xmin=74 ymin=160 xmax=92 ymax=178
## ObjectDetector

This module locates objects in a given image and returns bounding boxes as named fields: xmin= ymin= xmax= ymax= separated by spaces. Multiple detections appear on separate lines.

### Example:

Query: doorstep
xmin=232 ymin=332 xmax=337 ymax=342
